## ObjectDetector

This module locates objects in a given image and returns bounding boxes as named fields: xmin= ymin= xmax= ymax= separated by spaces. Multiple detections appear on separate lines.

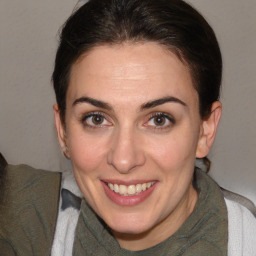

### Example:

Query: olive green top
xmin=0 ymin=164 xmax=61 ymax=256
xmin=74 ymin=169 xmax=228 ymax=256
xmin=0 ymin=165 xmax=228 ymax=255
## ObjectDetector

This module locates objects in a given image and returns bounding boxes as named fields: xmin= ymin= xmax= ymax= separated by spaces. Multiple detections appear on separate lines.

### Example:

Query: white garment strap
xmin=225 ymin=198 xmax=256 ymax=256
xmin=51 ymin=170 xmax=82 ymax=256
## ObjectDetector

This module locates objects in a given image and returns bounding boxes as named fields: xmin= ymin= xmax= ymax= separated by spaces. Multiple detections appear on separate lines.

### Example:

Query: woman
xmin=1 ymin=0 xmax=255 ymax=255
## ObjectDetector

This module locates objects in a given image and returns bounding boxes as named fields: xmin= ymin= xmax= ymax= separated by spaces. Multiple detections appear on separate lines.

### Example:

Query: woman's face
xmin=55 ymin=42 xmax=217 ymax=249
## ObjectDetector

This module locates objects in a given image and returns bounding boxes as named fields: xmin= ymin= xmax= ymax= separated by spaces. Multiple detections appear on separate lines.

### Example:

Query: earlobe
xmin=53 ymin=104 xmax=70 ymax=158
xmin=196 ymin=101 xmax=222 ymax=158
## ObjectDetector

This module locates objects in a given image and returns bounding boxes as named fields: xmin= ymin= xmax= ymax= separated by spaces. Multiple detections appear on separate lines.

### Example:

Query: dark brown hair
xmin=52 ymin=0 xmax=222 ymax=171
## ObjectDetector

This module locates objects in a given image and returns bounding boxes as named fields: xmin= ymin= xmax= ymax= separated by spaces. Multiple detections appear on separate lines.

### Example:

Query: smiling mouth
xmin=107 ymin=182 xmax=155 ymax=196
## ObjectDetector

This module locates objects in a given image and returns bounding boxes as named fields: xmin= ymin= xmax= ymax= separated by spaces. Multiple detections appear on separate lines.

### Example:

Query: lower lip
xmin=102 ymin=182 xmax=157 ymax=206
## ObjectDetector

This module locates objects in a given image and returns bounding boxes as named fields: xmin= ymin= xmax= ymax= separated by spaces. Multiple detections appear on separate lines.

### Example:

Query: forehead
xmin=67 ymin=42 xmax=198 ymax=107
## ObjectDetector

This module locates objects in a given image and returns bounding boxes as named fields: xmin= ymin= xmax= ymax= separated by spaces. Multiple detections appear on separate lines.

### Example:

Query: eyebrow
xmin=140 ymin=96 xmax=186 ymax=110
xmin=72 ymin=96 xmax=112 ymax=110
xmin=72 ymin=95 xmax=186 ymax=111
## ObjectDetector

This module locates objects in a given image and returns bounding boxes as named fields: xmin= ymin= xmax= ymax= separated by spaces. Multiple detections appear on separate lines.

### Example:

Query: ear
xmin=196 ymin=101 xmax=222 ymax=158
xmin=53 ymin=104 xmax=70 ymax=158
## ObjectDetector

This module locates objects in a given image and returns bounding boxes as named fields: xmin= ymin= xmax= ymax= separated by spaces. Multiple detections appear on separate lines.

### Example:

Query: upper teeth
xmin=108 ymin=182 xmax=154 ymax=196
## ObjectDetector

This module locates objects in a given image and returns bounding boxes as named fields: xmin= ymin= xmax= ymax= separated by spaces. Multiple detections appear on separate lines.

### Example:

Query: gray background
xmin=0 ymin=0 xmax=255 ymax=204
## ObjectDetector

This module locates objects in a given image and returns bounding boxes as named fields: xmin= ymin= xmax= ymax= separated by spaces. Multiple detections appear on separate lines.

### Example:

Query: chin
xmin=103 ymin=211 xmax=157 ymax=235
xmin=111 ymin=223 xmax=150 ymax=235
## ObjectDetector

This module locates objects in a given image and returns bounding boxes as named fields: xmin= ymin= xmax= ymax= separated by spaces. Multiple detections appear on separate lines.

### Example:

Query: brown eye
xmin=82 ymin=112 xmax=112 ymax=128
xmin=92 ymin=115 xmax=104 ymax=125
xmin=146 ymin=112 xmax=175 ymax=129
xmin=153 ymin=116 xmax=166 ymax=126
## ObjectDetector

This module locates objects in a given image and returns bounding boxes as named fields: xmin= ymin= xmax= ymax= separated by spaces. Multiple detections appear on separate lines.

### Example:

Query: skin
xmin=54 ymin=42 xmax=222 ymax=251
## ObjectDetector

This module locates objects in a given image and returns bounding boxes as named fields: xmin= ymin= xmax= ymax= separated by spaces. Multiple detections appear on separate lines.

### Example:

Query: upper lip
xmin=102 ymin=179 xmax=157 ymax=186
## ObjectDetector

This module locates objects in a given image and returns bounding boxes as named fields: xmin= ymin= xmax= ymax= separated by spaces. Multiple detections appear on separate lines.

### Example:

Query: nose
xmin=107 ymin=127 xmax=146 ymax=174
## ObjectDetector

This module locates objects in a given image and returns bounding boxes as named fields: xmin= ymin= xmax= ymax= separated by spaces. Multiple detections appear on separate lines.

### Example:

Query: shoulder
xmin=2 ymin=164 xmax=61 ymax=211
xmin=222 ymin=189 xmax=256 ymax=256
xmin=6 ymin=163 xmax=61 ymax=184
xmin=4 ymin=164 xmax=61 ymax=208
xmin=0 ymin=164 xmax=62 ymax=255
xmin=222 ymin=188 xmax=256 ymax=217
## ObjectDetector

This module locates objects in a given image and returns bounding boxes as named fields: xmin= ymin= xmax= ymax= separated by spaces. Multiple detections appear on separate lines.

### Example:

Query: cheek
xmin=146 ymin=130 xmax=199 ymax=171
xmin=67 ymin=129 xmax=109 ymax=173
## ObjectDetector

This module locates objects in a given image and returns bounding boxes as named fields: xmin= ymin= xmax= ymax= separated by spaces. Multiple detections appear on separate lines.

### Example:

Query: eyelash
xmin=145 ymin=112 xmax=175 ymax=130
xmin=80 ymin=111 xmax=175 ymax=130
xmin=81 ymin=111 xmax=111 ymax=129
